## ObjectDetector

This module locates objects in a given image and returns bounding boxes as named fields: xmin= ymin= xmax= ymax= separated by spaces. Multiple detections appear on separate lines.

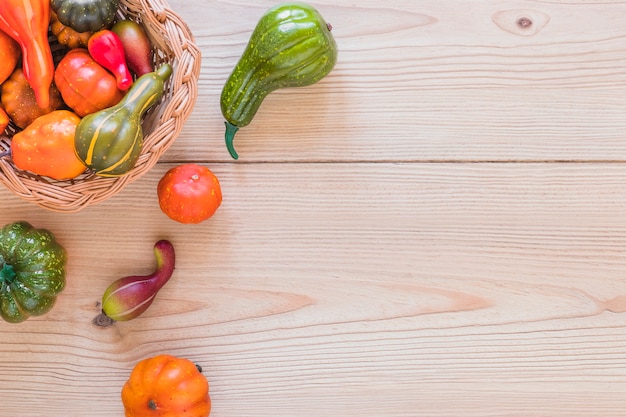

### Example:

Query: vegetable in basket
xmin=0 ymin=108 xmax=9 ymax=133
xmin=220 ymin=2 xmax=338 ymax=159
xmin=111 ymin=19 xmax=154 ymax=76
xmin=0 ymin=221 xmax=67 ymax=323
xmin=51 ymin=0 xmax=119 ymax=33
xmin=0 ymin=0 xmax=55 ymax=109
xmin=88 ymin=29 xmax=133 ymax=90
xmin=54 ymin=48 xmax=124 ymax=117
xmin=0 ymin=28 xmax=20 ymax=85
xmin=121 ymin=354 xmax=211 ymax=417
xmin=50 ymin=11 xmax=92 ymax=49
xmin=1 ymin=67 xmax=64 ymax=129
xmin=10 ymin=110 xmax=86 ymax=180
xmin=74 ymin=63 xmax=173 ymax=177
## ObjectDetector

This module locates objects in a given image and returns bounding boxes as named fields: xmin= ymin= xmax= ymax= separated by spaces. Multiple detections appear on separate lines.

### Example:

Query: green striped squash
xmin=74 ymin=63 xmax=172 ymax=177
xmin=220 ymin=2 xmax=338 ymax=159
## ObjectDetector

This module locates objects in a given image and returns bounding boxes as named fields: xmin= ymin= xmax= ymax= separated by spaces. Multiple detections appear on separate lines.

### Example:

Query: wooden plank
xmin=162 ymin=1 xmax=626 ymax=162
xmin=1 ymin=162 xmax=626 ymax=416
xmin=3 ymin=1 xmax=626 ymax=416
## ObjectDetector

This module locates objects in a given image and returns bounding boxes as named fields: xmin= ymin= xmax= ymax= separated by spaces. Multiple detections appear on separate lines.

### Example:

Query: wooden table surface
xmin=3 ymin=1 xmax=626 ymax=415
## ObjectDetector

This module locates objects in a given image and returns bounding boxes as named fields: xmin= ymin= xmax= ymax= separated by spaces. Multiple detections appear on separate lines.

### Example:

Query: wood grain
xmin=2 ymin=0 xmax=626 ymax=416
xmin=2 ymin=163 xmax=626 ymax=416
xmin=165 ymin=1 xmax=626 ymax=162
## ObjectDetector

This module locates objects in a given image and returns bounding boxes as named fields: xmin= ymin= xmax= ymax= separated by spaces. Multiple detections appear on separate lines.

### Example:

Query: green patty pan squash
xmin=0 ymin=221 xmax=67 ymax=323
xmin=51 ymin=0 xmax=119 ymax=33
xmin=220 ymin=2 xmax=338 ymax=159
xmin=74 ymin=63 xmax=172 ymax=177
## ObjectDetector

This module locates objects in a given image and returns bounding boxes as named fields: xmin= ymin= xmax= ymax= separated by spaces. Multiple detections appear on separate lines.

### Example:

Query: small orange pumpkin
xmin=54 ymin=48 xmax=124 ymax=117
xmin=121 ymin=354 xmax=211 ymax=417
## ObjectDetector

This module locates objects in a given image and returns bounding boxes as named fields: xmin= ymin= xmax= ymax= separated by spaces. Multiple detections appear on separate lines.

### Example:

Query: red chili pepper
xmin=87 ymin=29 xmax=133 ymax=91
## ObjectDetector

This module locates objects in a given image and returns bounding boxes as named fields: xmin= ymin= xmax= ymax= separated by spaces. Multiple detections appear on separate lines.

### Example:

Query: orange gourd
xmin=0 ymin=108 xmax=9 ymax=133
xmin=1 ymin=67 xmax=64 ymax=129
xmin=0 ymin=28 xmax=20 ymax=85
xmin=121 ymin=354 xmax=211 ymax=417
xmin=11 ymin=110 xmax=86 ymax=180
xmin=0 ymin=0 xmax=55 ymax=108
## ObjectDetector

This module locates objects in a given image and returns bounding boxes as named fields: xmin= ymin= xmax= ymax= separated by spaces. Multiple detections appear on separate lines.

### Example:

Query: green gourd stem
xmin=155 ymin=63 xmax=173 ymax=85
xmin=225 ymin=121 xmax=240 ymax=160
xmin=0 ymin=264 xmax=16 ymax=283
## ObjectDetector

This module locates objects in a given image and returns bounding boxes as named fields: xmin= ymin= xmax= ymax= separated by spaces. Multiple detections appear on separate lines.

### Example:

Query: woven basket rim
xmin=0 ymin=0 xmax=201 ymax=213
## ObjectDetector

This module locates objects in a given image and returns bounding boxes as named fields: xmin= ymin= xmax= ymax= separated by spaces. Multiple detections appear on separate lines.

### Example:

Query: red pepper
xmin=0 ymin=0 xmax=55 ymax=108
xmin=87 ymin=30 xmax=133 ymax=91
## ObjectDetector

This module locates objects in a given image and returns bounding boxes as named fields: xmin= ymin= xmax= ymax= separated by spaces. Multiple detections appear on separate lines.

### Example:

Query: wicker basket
xmin=0 ymin=0 xmax=200 ymax=212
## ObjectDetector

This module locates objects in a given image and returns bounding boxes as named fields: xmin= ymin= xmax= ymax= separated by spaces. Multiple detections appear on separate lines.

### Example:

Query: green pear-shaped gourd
xmin=220 ymin=2 xmax=338 ymax=159
xmin=74 ymin=63 xmax=172 ymax=177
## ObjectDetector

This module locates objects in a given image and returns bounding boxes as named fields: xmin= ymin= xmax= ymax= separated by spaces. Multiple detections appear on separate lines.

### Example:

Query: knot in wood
xmin=516 ymin=17 xmax=533 ymax=29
